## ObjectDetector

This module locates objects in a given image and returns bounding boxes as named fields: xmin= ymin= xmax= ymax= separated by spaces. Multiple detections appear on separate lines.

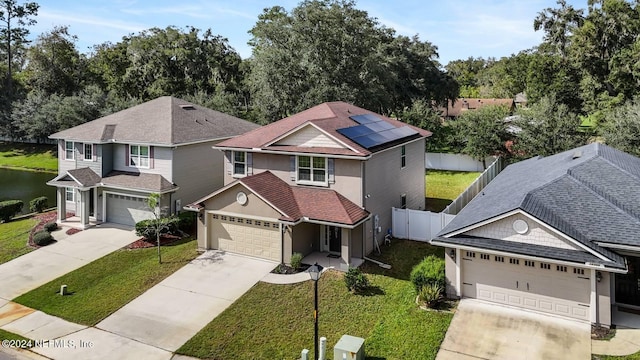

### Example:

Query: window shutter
xmin=92 ymin=144 xmax=97 ymax=161
xmin=225 ymin=151 xmax=232 ymax=175
xmin=125 ymin=145 xmax=129 ymax=167
xmin=60 ymin=140 xmax=65 ymax=160
xmin=247 ymin=152 xmax=253 ymax=175
xmin=328 ymin=158 xmax=335 ymax=184
xmin=149 ymin=146 xmax=154 ymax=169
xmin=290 ymin=156 xmax=296 ymax=181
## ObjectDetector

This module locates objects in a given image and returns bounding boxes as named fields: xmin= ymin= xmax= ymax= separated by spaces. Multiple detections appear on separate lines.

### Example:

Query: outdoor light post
xmin=309 ymin=262 xmax=323 ymax=360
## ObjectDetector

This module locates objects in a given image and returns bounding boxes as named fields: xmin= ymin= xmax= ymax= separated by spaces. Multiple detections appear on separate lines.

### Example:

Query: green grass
xmin=0 ymin=328 xmax=31 ymax=342
xmin=0 ymin=218 xmax=37 ymax=265
xmin=14 ymin=238 xmax=198 ymax=325
xmin=177 ymin=240 xmax=452 ymax=360
xmin=425 ymin=170 xmax=481 ymax=212
xmin=0 ymin=142 xmax=57 ymax=172
xmin=594 ymin=353 xmax=640 ymax=360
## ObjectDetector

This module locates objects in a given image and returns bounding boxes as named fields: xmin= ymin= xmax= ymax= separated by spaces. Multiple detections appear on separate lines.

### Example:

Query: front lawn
xmin=594 ymin=352 xmax=640 ymax=359
xmin=14 ymin=238 xmax=198 ymax=325
xmin=0 ymin=218 xmax=37 ymax=265
xmin=178 ymin=240 xmax=451 ymax=360
xmin=0 ymin=328 xmax=31 ymax=342
xmin=0 ymin=142 xmax=57 ymax=172
xmin=425 ymin=170 xmax=480 ymax=212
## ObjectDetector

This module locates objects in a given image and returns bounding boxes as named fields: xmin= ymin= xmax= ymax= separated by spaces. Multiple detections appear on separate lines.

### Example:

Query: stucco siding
xmin=291 ymin=222 xmax=318 ymax=259
xmin=445 ymin=247 xmax=458 ymax=297
xmin=351 ymin=224 xmax=363 ymax=258
xmin=112 ymin=144 xmax=173 ymax=180
xmin=172 ymin=141 xmax=224 ymax=213
xmin=598 ymin=272 xmax=611 ymax=326
xmin=363 ymin=138 xmax=426 ymax=254
xmin=202 ymin=183 xmax=281 ymax=220
xmin=464 ymin=213 xmax=580 ymax=251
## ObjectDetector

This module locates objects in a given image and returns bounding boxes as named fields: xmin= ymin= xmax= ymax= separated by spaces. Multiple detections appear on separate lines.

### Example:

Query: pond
xmin=0 ymin=168 xmax=57 ymax=214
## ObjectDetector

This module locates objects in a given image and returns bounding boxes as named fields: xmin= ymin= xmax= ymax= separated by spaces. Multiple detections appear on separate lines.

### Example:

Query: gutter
xmin=212 ymin=146 xmax=373 ymax=161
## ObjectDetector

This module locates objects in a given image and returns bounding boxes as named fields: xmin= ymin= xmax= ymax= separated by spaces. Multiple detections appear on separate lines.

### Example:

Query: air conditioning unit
xmin=334 ymin=335 xmax=364 ymax=360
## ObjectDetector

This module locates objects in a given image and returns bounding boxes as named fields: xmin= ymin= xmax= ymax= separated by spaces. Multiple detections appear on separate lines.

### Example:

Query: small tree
xmin=146 ymin=192 xmax=168 ymax=264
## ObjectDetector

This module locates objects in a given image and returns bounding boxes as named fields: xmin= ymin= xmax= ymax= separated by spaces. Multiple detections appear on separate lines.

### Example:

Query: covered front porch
xmin=301 ymin=252 xmax=364 ymax=272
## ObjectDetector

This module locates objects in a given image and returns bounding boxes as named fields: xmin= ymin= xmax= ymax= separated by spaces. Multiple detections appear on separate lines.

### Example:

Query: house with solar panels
xmin=185 ymin=101 xmax=431 ymax=268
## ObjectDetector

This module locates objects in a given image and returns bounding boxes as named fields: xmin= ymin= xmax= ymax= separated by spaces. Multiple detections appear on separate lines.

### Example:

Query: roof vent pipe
xmin=572 ymin=151 xmax=582 ymax=159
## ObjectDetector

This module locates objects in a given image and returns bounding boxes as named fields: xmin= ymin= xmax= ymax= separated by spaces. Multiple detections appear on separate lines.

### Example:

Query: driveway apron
xmin=0 ymin=225 xmax=139 ymax=301
xmin=96 ymin=251 xmax=276 ymax=352
xmin=437 ymin=299 xmax=591 ymax=360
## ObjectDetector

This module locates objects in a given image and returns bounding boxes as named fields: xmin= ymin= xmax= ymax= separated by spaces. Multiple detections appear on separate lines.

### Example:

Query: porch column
xmin=56 ymin=188 xmax=66 ymax=223
xmin=455 ymin=248 xmax=461 ymax=297
xmin=591 ymin=268 xmax=597 ymax=324
xmin=341 ymin=228 xmax=351 ymax=269
xmin=79 ymin=190 xmax=90 ymax=229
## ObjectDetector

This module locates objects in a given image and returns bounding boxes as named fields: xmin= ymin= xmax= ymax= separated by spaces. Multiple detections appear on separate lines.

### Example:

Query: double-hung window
xmin=65 ymin=187 xmax=75 ymax=202
xmin=65 ymin=141 xmax=74 ymax=160
xmin=83 ymin=143 xmax=93 ymax=161
xmin=129 ymin=145 xmax=150 ymax=168
xmin=297 ymin=156 xmax=327 ymax=185
xmin=233 ymin=151 xmax=246 ymax=177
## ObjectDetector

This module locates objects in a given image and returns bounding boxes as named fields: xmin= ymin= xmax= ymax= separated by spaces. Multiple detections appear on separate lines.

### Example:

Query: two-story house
xmin=47 ymin=96 xmax=259 ymax=228
xmin=185 ymin=102 xmax=430 ymax=267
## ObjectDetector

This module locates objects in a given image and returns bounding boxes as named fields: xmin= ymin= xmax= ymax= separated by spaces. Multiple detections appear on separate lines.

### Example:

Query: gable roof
xmin=216 ymin=102 xmax=430 ymax=157
xmin=437 ymin=143 xmax=640 ymax=268
xmin=50 ymin=96 xmax=260 ymax=146
xmin=189 ymin=171 xmax=369 ymax=226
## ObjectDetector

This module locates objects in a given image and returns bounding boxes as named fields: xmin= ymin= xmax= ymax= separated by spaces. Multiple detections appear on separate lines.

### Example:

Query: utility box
xmin=333 ymin=335 xmax=364 ymax=360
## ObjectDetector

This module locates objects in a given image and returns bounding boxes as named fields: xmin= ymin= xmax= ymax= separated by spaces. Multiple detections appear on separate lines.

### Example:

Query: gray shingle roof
xmin=437 ymin=143 xmax=640 ymax=267
xmin=67 ymin=168 xmax=101 ymax=187
xmin=101 ymin=171 xmax=177 ymax=193
xmin=433 ymin=236 xmax=625 ymax=270
xmin=50 ymin=96 xmax=260 ymax=145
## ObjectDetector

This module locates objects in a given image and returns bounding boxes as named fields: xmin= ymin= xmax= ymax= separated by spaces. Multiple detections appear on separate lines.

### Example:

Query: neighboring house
xmin=431 ymin=143 xmax=640 ymax=327
xmin=438 ymin=98 xmax=515 ymax=120
xmin=47 ymin=96 xmax=259 ymax=228
xmin=185 ymin=101 xmax=430 ymax=267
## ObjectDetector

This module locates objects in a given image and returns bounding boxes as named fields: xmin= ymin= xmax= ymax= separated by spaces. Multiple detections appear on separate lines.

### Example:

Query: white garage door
xmin=105 ymin=193 xmax=154 ymax=226
xmin=210 ymin=214 xmax=280 ymax=262
xmin=461 ymin=252 xmax=591 ymax=321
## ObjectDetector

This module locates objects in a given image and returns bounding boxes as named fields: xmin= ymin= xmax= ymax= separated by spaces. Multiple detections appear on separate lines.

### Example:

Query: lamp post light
xmin=309 ymin=262 xmax=323 ymax=360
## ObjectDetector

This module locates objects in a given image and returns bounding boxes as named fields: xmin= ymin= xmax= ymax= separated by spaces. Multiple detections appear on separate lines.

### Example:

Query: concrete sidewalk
xmin=0 ymin=224 xmax=138 ymax=301
xmin=96 ymin=251 xmax=276 ymax=352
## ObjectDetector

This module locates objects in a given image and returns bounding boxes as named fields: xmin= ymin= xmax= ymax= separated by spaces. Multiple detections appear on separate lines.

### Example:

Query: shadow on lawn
xmin=357 ymin=284 xmax=385 ymax=297
xmin=361 ymin=239 xmax=444 ymax=281
xmin=425 ymin=197 xmax=452 ymax=212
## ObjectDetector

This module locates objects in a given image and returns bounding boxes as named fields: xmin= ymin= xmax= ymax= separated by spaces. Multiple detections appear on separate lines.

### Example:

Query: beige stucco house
xmin=186 ymin=102 xmax=430 ymax=267
xmin=47 ymin=96 xmax=259 ymax=228
xmin=432 ymin=143 xmax=640 ymax=327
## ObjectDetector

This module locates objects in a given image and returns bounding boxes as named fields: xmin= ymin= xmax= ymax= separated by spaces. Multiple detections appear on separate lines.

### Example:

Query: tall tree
xmin=534 ymin=0 xmax=584 ymax=59
xmin=0 ymin=0 xmax=38 ymax=95
xmin=23 ymin=25 xmax=85 ymax=96
xmin=248 ymin=0 xmax=456 ymax=122
xmin=512 ymin=94 xmax=589 ymax=158
xmin=451 ymin=105 xmax=511 ymax=168
xmin=600 ymin=99 xmax=640 ymax=157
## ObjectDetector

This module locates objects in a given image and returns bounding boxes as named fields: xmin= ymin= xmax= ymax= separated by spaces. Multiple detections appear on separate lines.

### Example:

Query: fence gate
xmin=392 ymin=208 xmax=455 ymax=242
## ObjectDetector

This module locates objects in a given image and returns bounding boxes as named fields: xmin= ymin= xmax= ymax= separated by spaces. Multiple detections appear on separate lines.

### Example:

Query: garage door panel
xmin=462 ymin=257 xmax=591 ymax=321
xmin=211 ymin=215 xmax=280 ymax=262
xmin=106 ymin=193 xmax=154 ymax=226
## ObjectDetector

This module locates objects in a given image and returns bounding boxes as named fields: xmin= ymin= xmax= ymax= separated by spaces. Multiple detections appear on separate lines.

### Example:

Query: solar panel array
xmin=337 ymin=114 xmax=418 ymax=149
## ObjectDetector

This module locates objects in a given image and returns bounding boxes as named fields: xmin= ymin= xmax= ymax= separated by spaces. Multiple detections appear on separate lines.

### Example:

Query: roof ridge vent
xmin=572 ymin=150 xmax=582 ymax=159
xmin=180 ymin=104 xmax=196 ymax=110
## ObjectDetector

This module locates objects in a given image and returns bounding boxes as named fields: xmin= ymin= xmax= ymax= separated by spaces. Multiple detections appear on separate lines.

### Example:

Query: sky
xmin=32 ymin=0 xmax=588 ymax=66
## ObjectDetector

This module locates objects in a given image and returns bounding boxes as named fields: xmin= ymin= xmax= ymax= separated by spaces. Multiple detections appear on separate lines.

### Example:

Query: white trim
xmin=296 ymin=155 xmax=328 ymax=186
xmin=596 ymin=242 xmax=640 ymax=253
xmin=83 ymin=143 xmax=93 ymax=161
xmin=590 ymin=268 xmax=597 ymax=323
xmin=50 ymin=136 xmax=234 ymax=147
xmin=430 ymin=240 xmax=627 ymax=274
xmin=264 ymin=122 xmax=361 ymax=153
xmin=65 ymin=187 xmax=75 ymax=202
xmin=65 ymin=141 xmax=75 ymax=161
xmin=455 ymin=248 xmax=461 ymax=297
xmin=213 ymin=146 xmax=372 ymax=160
xmin=231 ymin=150 xmax=247 ymax=178
xmin=100 ymin=184 xmax=177 ymax=195
xmin=128 ymin=144 xmax=150 ymax=169
xmin=444 ymin=209 xmax=613 ymax=263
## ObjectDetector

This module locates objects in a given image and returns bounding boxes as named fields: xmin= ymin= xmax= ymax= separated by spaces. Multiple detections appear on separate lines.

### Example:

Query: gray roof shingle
xmin=101 ymin=171 xmax=178 ymax=193
xmin=50 ymin=96 xmax=259 ymax=145
xmin=437 ymin=143 xmax=640 ymax=268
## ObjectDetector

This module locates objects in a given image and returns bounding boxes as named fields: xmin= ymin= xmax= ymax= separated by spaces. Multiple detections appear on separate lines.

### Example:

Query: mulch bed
xmin=271 ymin=263 xmax=311 ymax=274
xmin=591 ymin=324 xmax=616 ymax=340
xmin=28 ymin=211 xmax=74 ymax=248
xmin=66 ymin=228 xmax=82 ymax=236
xmin=125 ymin=234 xmax=182 ymax=249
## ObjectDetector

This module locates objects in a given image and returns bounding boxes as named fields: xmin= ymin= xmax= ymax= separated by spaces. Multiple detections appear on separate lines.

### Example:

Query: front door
xmin=616 ymin=256 xmax=640 ymax=306
xmin=328 ymin=226 xmax=341 ymax=253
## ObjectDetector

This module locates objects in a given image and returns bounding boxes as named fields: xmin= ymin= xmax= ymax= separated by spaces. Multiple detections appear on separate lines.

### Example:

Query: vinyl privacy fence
xmin=391 ymin=208 xmax=456 ymax=242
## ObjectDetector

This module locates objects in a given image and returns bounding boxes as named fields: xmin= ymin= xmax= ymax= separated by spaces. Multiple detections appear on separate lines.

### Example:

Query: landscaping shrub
xmin=0 ymin=200 xmax=23 ymax=222
xmin=418 ymin=283 xmax=443 ymax=308
xmin=178 ymin=211 xmax=196 ymax=233
xmin=344 ymin=267 xmax=370 ymax=293
xmin=290 ymin=252 xmax=303 ymax=269
xmin=410 ymin=255 xmax=445 ymax=293
xmin=33 ymin=230 xmax=54 ymax=246
xmin=29 ymin=196 xmax=48 ymax=213
xmin=135 ymin=216 xmax=180 ymax=240
xmin=44 ymin=222 xmax=58 ymax=232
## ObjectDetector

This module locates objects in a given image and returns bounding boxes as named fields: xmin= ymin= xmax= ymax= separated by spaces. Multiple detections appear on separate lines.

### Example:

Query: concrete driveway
xmin=437 ymin=299 xmax=591 ymax=360
xmin=93 ymin=251 xmax=276 ymax=352
xmin=0 ymin=224 xmax=139 ymax=301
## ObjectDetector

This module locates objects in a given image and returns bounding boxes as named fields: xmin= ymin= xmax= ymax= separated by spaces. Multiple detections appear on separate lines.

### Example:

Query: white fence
xmin=425 ymin=152 xmax=497 ymax=172
xmin=442 ymin=156 xmax=504 ymax=215
xmin=392 ymin=208 xmax=455 ymax=242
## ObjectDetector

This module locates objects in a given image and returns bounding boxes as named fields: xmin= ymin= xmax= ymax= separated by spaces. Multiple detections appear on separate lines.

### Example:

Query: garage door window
xmin=557 ymin=265 xmax=568 ymax=272
xmin=495 ymin=256 xmax=504 ymax=262
xmin=525 ymin=260 xmax=535 ymax=267
xmin=465 ymin=251 xmax=476 ymax=258
xmin=573 ymin=268 xmax=585 ymax=275
xmin=540 ymin=263 xmax=551 ymax=269
xmin=509 ymin=258 xmax=519 ymax=265
xmin=480 ymin=254 xmax=490 ymax=260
